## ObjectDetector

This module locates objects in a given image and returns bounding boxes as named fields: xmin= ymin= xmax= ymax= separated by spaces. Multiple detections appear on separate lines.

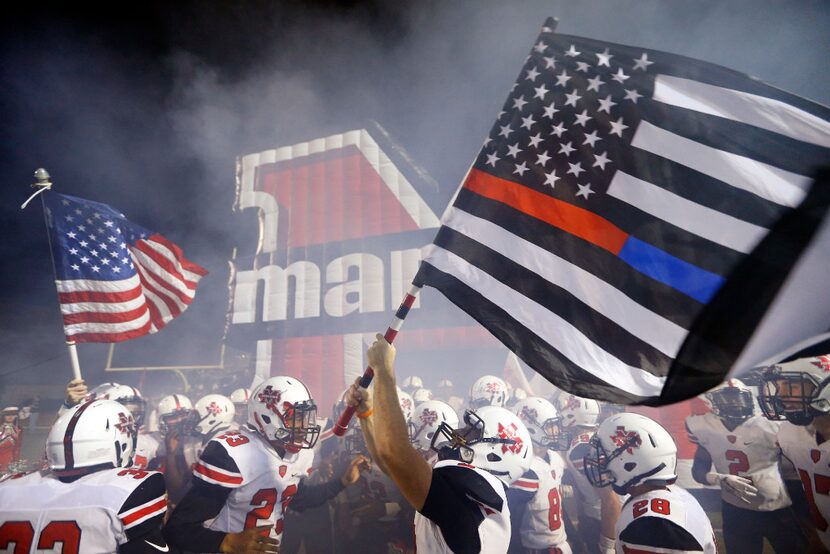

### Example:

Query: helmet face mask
xmin=251 ymin=381 xmax=321 ymax=453
xmin=759 ymin=369 xmax=823 ymax=425
xmin=707 ymin=383 xmax=755 ymax=424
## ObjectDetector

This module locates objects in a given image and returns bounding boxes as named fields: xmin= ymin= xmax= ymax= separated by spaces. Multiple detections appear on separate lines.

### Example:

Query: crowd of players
xmin=0 ymin=344 xmax=829 ymax=553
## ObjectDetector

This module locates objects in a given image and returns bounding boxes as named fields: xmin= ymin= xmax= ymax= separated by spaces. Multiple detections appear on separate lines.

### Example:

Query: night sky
xmin=1 ymin=1 xmax=828 ymax=394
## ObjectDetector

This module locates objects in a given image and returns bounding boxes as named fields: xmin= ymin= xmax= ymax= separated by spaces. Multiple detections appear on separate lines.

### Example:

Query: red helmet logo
xmin=257 ymin=386 xmax=283 ymax=414
xmin=812 ymin=356 xmax=830 ymax=373
xmin=419 ymin=408 xmax=438 ymax=425
xmin=114 ymin=412 xmax=135 ymax=435
xmin=207 ymin=401 xmax=223 ymax=415
xmin=610 ymin=426 xmax=641 ymax=454
xmin=520 ymin=406 xmax=538 ymax=423
xmin=563 ymin=395 xmax=581 ymax=411
xmin=497 ymin=422 xmax=523 ymax=454
xmin=486 ymin=382 xmax=502 ymax=393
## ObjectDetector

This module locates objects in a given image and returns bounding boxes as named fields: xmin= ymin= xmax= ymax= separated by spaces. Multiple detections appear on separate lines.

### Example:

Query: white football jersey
xmin=133 ymin=431 xmax=161 ymax=470
xmin=616 ymin=485 xmax=716 ymax=554
xmin=415 ymin=460 xmax=510 ymax=554
xmin=564 ymin=431 xmax=601 ymax=520
xmin=513 ymin=452 xmax=569 ymax=549
xmin=685 ymin=413 xmax=790 ymax=510
xmin=192 ymin=425 xmax=313 ymax=544
xmin=777 ymin=422 xmax=830 ymax=550
xmin=0 ymin=467 xmax=166 ymax=553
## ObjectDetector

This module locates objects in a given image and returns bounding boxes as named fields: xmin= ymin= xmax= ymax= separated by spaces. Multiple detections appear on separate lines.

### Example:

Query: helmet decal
xmin=486 ymin=382 xmax=502 ymax=393
xmin=114 ymin=412 xmax=135 ymax=435
xmin=257 ymin=385 xmax=283 ymax=414
xmin=610 ymin=426 xmax=641 ymax=454
xmin=498 ymin=422 xmax=523 ymax=454
xmin=563 ymin=395 xmax=581 ymax=411
xmin=206 ymin=401 xmax=223 ymax=415
xmin=419 ymin=408 xmax=438 ymax=426
xmin=520 ymin=406 xmax=538 ymax=423
xmin=812 ymin=356 xmax=830 ymax=372
xmin=400 ymin=397 xmax=412 ymax=411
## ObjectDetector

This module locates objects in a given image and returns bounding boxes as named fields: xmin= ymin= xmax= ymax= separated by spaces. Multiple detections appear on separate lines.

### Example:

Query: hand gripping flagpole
xmin=332 ymin=283 xmax=422 ymax=436
xmin=22 ymin=168 xmax=83 ymax=381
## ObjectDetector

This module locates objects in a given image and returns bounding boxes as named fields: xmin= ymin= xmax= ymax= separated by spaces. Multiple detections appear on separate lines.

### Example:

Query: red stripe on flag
xmin=134 ymin=241 xmax=198 ymax=290
xmin=62 ymin=304 xmax=149 ymax=325
xmin=134 ymin=263 xmax=182 ymax=321
xmin=193 ymin=463 xmax=243 ymax=485
xmin=58 ymin=286 xmax=144 ymax=304
xmin=463 ymin=169 xmax=628 ymax=254
xmin=67 ymin=320 xmax=154 ymax=343
xmin=121 ymin=497 xmax=167 ymax=526
xmin=142 ymin=263 xmax=194 ymax=305
xmin=148 ymin=234 xmax=209 ymax=277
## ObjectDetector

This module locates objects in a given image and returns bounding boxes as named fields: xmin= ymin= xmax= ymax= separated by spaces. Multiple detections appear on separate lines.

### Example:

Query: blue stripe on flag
xmin=618 ymin=237 xmax=725 ymax=303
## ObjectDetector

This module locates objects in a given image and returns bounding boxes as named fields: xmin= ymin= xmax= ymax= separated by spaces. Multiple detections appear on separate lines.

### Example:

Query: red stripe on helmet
xmin=63 ymin=400 xmax=95 ymax=470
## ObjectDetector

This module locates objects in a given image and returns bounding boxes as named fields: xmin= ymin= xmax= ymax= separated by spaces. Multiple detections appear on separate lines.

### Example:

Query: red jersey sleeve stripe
xmin=121 ymin=496 xmax=167 ymax=528
xmin=193 ymin=462 xmax=244 ymax=485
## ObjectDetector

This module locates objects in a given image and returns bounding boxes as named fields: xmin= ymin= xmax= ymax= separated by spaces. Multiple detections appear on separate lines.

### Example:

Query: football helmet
xmin=402 ymin=375 xmax=424 ymax=392
xmin=513 ymin=396 xmax=571 ymax=451
xmin=47 ymin=399 xmax=137 ymax=475
xmin=704 ymin=378 xmax=756 ymax=423
xmin=345 ymin=426 xmax=369 ymax=456
xmin=430 ymin=405 xmax=532 ymax=485
xmin=230 ymin=388 xmax=250 ymax=424
xmin=397 ymin=388 xmax=417 ymax=440
xmin=157 ymin=394 xmax=194 ymax=436
xmin=469 ymin=375 xmax=508 ymax=409
xmin=759 ymin=356 xmax=830 ymax=425
xmin=583 ymin=412 xmax=677 ymax=495
xmin=92 ymin=384 xmax=146 ymax=428
xmin=193 ymin=394 xmax=235 ymax=436
xmin=412 ymin=400 xmax=459 ymax=452
xmin=557 ymin=393 xmax=601 ymax=428
xmin=249 ymin=376 xmax=321 ymax=452
xmin=412 ymin=388 xmax=433 ymax=403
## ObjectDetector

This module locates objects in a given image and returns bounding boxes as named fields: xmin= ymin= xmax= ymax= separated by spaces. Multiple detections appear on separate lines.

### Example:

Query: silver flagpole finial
xmin=21 ymin=167 xmax=53 ymax=209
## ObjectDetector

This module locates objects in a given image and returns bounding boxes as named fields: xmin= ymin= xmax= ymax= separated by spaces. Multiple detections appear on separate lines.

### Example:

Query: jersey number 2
xmin=243 ymin=485 xmax=299 ymax=535
xmin=0 ymin=521 xmax=82 ymax=554
xmin=725 ymin=450 xmax=750 ymax=476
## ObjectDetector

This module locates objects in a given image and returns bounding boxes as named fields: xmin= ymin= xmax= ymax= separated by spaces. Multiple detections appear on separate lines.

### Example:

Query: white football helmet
xmin=583 ymin=412 xmax=677 ymax=494
xmin=91 ymin=384 xmax=146 ymax=428
xmin=194 ymin=394 xmax=235 ymax=436
xmin=513 ymin=396 xmax=571 ymax=451
xmin=759 ymin=356 xmax=830 ymax=425
xmin=157 ymin=394 xmax=194 ymax=436
xmin=703 ymin=378 xmax=756 ymax=423
xmin=469 ymin=375 xmax=508 ymax=408
xmin=47 ymin=399 xmax=137 ymax=475
xmin=412 ymin=388 xmax=433 ymax=403
xmin=249 ymin=376 xmax=321 ymax=452
xmin=431 ymin=405 xmax=532 ymax=485
xmin=397 ymin=387 xmax=417 ymax=440
xmin=412 ymin=400 xmax=459 ymax=452
xmin=230 ymin=388 xmax=250 ymax=424
xmin=557 ymin=393 xmax=601 ymax=428
xmin=402 ymin=375 xmax=424 ymax=392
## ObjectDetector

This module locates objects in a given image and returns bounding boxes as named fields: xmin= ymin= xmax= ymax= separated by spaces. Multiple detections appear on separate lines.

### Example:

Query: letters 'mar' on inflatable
xmin=226 ymin=124 xmax=499 ymax=411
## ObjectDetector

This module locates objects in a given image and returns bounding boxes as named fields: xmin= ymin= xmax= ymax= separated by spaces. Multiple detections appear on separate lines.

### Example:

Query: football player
xmin=229 ymin=388 xmax=250 ymax=427
xmin=469 ymin=375 xmax=509 ymax=409
xmin=584 ymin=412 xmax=716 ymax=553
xmin=0 ymin=399 xmax=169 ymax=552
xmin=686 ymin=378 xmax=804 ymax=553
xmin=509 ymin=396 xmax=572 ymax=553
xmin=759 ymin=356 xmax=830 ymax=551
xmin=349 ymin=334 xmax=533 ymax=553
xmin=556 ymin=392 xmax=618 ymax=554
xmin=162 ymin=375 xmax=370 ymax=553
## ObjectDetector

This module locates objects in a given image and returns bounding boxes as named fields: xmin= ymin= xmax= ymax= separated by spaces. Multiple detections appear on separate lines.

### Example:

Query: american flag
xmin=415 ymin=18 xmax=830 ymax=405
xmin=43 ymin=191 xmax=208 ymax=343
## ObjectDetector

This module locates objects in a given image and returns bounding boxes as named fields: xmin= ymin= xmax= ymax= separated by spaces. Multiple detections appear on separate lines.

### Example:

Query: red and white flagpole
xmin=22 ymin=168 xmax=83 ymax=381
xmin=333 ymin=283 xmax=422 ymax=436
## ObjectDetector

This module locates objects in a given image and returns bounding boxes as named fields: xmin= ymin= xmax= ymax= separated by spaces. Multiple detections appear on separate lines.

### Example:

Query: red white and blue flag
xmin=414 ymin=18 xmax=830 ymax=405
xmin=43 ymin=191 xmax=208 ymax=343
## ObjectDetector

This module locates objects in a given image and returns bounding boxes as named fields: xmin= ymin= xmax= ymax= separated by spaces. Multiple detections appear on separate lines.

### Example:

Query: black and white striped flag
xmin=413 ymin=18 xmax=830 ymax=405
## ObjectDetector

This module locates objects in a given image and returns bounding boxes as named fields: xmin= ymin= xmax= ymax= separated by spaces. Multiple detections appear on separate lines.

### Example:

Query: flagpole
xmin=23 ymin=168 xmax=83 ymax=381
xmin=333 ymin=283 xmax=422 ymax=436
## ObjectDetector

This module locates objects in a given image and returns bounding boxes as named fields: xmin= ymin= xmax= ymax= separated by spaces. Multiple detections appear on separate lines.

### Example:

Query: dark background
xmin=1 ymin=0 xmax=828 ymax=395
